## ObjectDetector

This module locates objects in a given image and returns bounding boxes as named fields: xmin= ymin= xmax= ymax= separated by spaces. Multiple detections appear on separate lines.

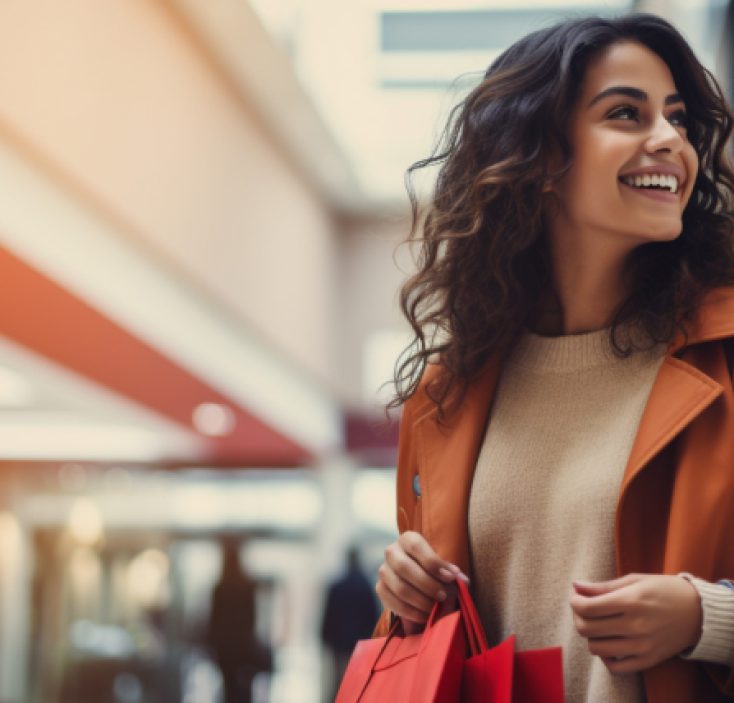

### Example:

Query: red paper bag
xmin=458 ymin=579 xmax=564 ymax=702
xmin=335 ymin=605 xmax=465 ymax=702
xmin=336 ymin=578 xmax=564 ymax=702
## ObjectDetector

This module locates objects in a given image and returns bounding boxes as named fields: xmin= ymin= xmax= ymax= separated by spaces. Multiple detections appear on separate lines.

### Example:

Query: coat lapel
xmin=413 ymin=359 xmax=502 ymax=574
xmin=619 ymin=287 xmax=734 ymax=497
xmin=620 ymin=287 xmax=734 ymax=502
xmin=619 ymin=355 xmax=723 ymax=498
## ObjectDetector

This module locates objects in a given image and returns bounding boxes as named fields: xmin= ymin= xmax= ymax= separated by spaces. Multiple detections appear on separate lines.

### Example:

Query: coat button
xmin=412 ymin=474 xmax=421 ymax=497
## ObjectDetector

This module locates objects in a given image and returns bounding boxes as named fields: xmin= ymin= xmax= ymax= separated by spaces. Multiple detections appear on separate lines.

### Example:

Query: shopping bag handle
xmin=381 ymin=578 xmax=490 ymax=660
xmin=419 ymin=577 xmax=489 ymax=657
xmin=456 ymin=578 xmax=489 ymax=655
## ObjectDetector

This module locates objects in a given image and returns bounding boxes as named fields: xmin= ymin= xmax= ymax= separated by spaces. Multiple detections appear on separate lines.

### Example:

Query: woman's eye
xmin=607 ymin=105 xmax=638 ymax=121
xmin=668 ymin=110 xmax=689 ymax=128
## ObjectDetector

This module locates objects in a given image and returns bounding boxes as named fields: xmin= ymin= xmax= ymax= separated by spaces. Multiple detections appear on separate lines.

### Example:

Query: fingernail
xmin=449 ymin=564 xmax=461 ymax=573
xmin=436 ymin=590 xmax=446 ymax=602
xmin=438 ymin=567 xmax=454 ymax=580
xmin=457 ymin=572 xmax=470 ymax=583
xmin=573 ymin=580 xmax=592 ymax=588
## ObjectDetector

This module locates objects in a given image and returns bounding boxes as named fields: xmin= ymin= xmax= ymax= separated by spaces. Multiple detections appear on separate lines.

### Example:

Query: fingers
xmin=399 ymin=531 xmax=468 ymax=583
xmin=571 ymin=573 xmax=700 ymax=674
xmin=588 ymin=638 xmax=626 ymax=659
xmin=569 ymin=586 xmax=631 ymax=619
xmin=573 ymin=612 xmax=626 ymax=639
xmin=571 ymin=576 xmax=640 ymax=670
xmin=387 ymin=546 xmax=447 ymax=597
xmin=570 ymin=579 xmax=637 ymax=644
xmin=572 ymin=573 xmax=643 ymax=596
xmin=576 ymin=624 xmax=650 ymax=674
xmin=570 ymin=574 xmax=651 ymax=622
xmin=602 ymin=655 xmax=647 ymax=674
xmin=375 ymin=531 xmax=467 ymax=624
xmin=375 ymin=577 xmax=432 ymax=624
xmin=378 ymin=558 xmax=438 ymax=614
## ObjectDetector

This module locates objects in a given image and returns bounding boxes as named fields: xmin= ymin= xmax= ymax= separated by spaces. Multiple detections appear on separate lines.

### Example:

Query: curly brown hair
xmin=390 ymin=13 xmax=734 ymax=420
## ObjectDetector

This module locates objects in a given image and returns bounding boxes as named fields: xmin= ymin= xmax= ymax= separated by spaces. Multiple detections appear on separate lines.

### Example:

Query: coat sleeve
xmin=703 ymin=340 xmax=734 ymax=696
xmin=372 ymin=387 xmax=427 ymax=637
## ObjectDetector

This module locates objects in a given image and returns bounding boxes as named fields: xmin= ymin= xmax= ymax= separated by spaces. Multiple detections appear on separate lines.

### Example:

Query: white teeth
xmin=622 ymin=173 xmax=680 ymax=193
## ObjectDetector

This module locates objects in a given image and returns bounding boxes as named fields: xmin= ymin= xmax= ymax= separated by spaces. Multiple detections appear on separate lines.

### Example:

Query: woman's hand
xmin=376 ymin=531 xmax=468 ymax=628
xmin=569 ymin=573 xmax=703 ymax=673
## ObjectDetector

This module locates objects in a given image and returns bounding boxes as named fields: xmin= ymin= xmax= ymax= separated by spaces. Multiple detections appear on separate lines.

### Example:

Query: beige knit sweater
xmin=467 ymin=327 xmax=734 ymax=703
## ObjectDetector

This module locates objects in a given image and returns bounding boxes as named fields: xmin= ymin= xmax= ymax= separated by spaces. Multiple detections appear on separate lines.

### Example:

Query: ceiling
xmin=248 ymin=0 xmax=637 ymax=207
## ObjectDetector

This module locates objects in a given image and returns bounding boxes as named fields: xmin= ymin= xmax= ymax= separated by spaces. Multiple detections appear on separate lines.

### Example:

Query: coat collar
xmin=669 ymin=286 xmax=734 ymax=350
xmin=624 ymin=286 xmax=734 ymax=495
xmin=410 ymin=286 xmax=734 ymax=574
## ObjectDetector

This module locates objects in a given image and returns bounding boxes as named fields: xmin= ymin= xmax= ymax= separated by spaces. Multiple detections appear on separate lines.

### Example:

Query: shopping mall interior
xmin=0 ymin=1 xmax=731 ymax=701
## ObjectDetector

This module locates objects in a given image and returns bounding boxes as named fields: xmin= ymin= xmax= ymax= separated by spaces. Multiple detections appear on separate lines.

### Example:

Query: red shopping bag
xmin=335 ymin=577 xmax=563 ymax=702
xmin=458 ymin=580 xmax=564 ymax=703
xmin=335 ymin=603 xmax=466 ymax=702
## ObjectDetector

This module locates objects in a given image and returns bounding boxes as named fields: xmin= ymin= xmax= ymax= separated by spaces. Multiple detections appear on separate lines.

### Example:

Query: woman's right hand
xmin=375 ymin=530 xmax=469 ymax=626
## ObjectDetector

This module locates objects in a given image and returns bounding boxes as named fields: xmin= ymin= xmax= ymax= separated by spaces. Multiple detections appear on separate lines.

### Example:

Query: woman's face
xmin=548 ymin=41 xmax=699 ymax=247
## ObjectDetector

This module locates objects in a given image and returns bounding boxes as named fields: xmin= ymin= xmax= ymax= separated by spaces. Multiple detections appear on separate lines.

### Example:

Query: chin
xmin=642 ymin=226 xmax=682 ymax=243
xmin=632 ymin=217 xmax=683 ymax=243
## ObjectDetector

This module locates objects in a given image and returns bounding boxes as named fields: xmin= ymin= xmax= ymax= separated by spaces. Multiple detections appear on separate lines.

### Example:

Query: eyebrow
xmin=587 ymin=86 xmax=685 ymax=108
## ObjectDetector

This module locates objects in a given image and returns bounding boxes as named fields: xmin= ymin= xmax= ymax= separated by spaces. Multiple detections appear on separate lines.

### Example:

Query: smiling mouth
xmin=618 ymin=173 xmax=681 ymax=194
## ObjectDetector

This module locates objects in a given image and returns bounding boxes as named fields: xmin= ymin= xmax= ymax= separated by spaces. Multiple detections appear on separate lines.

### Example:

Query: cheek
xmin=683 ymin=145 xmax=699 ymax=205
xmin=555 ymin=158 xmax=620 ymax=210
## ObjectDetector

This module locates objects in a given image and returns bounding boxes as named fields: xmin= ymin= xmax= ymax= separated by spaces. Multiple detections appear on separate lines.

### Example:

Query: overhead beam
xmin=0 ymin=129 xmax=341 ymax=466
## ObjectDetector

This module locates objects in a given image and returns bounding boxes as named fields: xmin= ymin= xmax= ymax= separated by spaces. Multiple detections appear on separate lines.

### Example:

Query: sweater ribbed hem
xmin=679 ymin=573 xmax=734 ymax=666
xmin=508 ymin=328 xmax=615 ymax=372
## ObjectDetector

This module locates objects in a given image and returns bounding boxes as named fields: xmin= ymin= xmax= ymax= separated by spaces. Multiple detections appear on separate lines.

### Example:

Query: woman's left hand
xmin=569 ymin=573 xmax=703 ymax=673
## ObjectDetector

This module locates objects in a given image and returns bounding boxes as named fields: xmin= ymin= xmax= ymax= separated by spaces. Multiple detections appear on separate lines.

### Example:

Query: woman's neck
xmin=530 ymin=246 xmax=632 ymax=336
xmin=529 ymin=211 xmax=642 ymax=335
xmin=529 ymin=298 xmax=619 ymax=336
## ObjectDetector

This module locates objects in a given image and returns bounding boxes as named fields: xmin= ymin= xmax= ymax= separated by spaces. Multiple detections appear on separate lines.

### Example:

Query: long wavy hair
xmin=390 ymin=13 xmax=734 ymax=419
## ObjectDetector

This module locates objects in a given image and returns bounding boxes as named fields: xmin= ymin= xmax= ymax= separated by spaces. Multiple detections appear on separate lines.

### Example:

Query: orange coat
xmin=377 ymin=287 xmax=734 ymax=702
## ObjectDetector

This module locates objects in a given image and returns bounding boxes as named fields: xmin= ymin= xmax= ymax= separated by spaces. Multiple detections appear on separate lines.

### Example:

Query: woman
xmin=374 ymin=13 xmax=734 ymax=703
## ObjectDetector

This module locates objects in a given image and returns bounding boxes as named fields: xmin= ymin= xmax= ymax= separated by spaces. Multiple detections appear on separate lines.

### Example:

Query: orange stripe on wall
xmin=0 ymin=244 xmax=311 ymax=466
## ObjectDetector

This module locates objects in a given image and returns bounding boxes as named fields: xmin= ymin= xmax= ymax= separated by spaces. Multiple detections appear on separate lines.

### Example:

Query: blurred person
xmin=321 ymin=546 xmax=378 ymax=699
xmin=208 ymin=538 xmax=271 ymax=703
xmin=373 ymin=14 xmax=734 ymax=703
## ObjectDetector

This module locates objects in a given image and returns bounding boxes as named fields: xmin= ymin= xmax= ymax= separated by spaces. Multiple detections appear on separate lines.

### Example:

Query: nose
xmin=645 ymin=114 xmax=685 ymax=154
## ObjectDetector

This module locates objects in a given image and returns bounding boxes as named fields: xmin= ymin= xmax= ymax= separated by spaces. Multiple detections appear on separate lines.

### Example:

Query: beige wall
xmin=0 ymin=0 xmax=340 ymax=387
xmin=339 ymin=215 xmax=414 ymax=408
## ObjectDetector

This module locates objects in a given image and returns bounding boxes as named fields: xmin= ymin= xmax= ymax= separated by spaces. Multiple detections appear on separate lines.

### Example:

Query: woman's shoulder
xmin=402 ymin=362 xmax=442 ymax=416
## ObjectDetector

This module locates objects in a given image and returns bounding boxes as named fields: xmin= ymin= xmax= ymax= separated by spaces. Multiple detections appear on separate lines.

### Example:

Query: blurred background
xmin=0 ymin=1 xmax=730 ymax=702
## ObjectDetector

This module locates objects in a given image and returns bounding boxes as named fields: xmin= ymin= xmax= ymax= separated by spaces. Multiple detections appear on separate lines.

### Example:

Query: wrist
xmin=677 ymin=573 xmax=704 ymax=651
xmin=676 ymin=573 xmax=734 ymax=665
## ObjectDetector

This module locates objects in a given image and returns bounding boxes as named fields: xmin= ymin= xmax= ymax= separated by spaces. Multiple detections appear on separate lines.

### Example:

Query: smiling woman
xmin=372 ymin=13 xmax=734 ymax=703
xmin=391 ymin=15 xmax=734 ymax=402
